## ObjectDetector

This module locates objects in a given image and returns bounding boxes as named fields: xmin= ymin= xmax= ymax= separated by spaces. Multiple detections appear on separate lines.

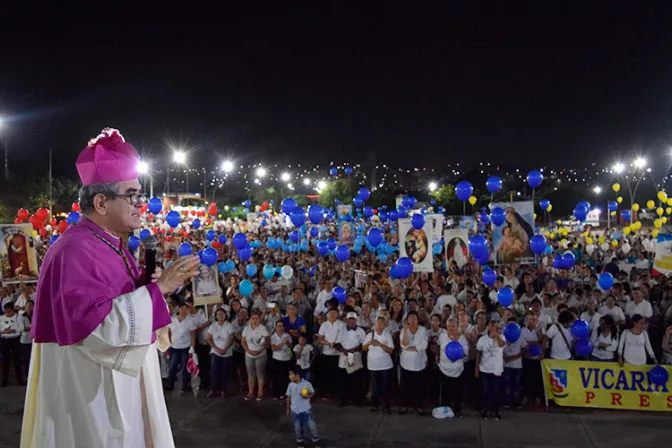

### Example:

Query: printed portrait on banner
xmin=0 ymin=224 xmax=39 ymax=284
xmin=338 ymin=220 xmax=355 ymax=247
xmin=192 ymin=264 xmax=222 ymax=306
xmin=444 ymin=229 xmax=469 ymax=269
xmin=398 ymin=217 xmax=432 ymax=272
xmin=490 ymin=201 xmax=535 ymax=264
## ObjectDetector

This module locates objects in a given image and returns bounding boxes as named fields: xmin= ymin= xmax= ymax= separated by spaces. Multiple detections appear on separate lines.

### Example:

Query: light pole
xmin=593 ymin=185 xmax=604 ymax=227
xmin=168 ymin=150 xmax=187 ymax=194
xmin=612 ymin=158 xmax=647 ymax=224
xmin=138 ymin=161 xmax=153 ymax=198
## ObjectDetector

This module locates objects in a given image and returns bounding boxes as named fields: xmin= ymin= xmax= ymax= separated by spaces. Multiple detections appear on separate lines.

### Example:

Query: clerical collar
xmin=78 ymin=216 xmax=121 ymax=247
xmin=347 ymin=325 xmax=358 ymax=331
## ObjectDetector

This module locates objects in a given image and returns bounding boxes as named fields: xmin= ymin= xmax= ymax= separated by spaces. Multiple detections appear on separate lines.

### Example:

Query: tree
xmin=317 ymin=179 xmax=356 ymax=208
xmin=430 ymin=184 xmax=456 ymax=206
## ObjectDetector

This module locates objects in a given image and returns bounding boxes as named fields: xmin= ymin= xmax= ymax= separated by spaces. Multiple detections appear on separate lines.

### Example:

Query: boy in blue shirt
xmin=286 ymin=366 xmax=322 ymax=448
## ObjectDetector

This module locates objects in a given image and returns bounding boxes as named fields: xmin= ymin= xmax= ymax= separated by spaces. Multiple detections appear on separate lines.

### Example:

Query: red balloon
xmin=71 ymin=202 xmax=81 ymax=212
xmin=17 ymin=208 xmax=29 ymax=222
xmin=39 ymin=228 xmax=47 ymax=237
xmin=140 ymin=204 xmax=149 ymax=213
xmin=147 ymin=214 xmax=154 ymax=221
xmin=205 ymin=219 xmax=211 ymax=226
xmin=57 ymin=221 xmax=69 ymax=233
xmin=49 ymin=218 xmax=57 ymax=227
xmin=183 ymin=210 xmax=189 ymax=216
xmin=190 ymin=210 xmax=197 ymax=216
xmin=165 ymin=236 xmax=174 ymax=242
xmin=14 ymin=218 xmax=22 ymax=224
xmin=36 ymin=208 xmax=50 ymax=219
xmin=210 ymin=202 xmax=217 ymax=207
xmin=209 ymin=206 xmax=218 ymax=216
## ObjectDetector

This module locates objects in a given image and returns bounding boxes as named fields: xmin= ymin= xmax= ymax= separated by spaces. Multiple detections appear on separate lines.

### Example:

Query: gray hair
xmin=78 ymin=182 xmax=119 ymax=214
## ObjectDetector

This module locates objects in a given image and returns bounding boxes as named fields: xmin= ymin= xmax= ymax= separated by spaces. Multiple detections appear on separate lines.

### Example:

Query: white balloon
xmin=281 ymin=265 xmax=294 ymax=280
xmin=600 ymin=243 xmax=610 ymax=252
xmin=622 ymin=243 xmax=631 ymax=254
xmin=586 ymin=244 xmax=594 ymax=255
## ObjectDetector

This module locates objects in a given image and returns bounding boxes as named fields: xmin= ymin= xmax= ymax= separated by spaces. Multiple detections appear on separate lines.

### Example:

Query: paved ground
xmin=1 ymin=384 xmax=671 ymax=448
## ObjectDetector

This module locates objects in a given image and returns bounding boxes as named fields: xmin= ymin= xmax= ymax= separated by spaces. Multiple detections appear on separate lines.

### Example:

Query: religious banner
xmin=0 ymin=224 xmax=39 ymax=284
xmin=542 ymin=359 xmax=672 ymax=412
xmin=459 ymin=216 xmax=476 ymax=231
xmin=444 ymin=229 xmax=469 ymax=269
xmin=398 ymin=217 xmax=432 ymax=272
xmin=338 ymin=220 xmax=355 ymax=247
xmin=653 ymin=233 xmax=672 ymax=276
xmin=354 ymin=270 xmax=368 ymax=289
xmin=427 ymin=214 xmax=443 ymax=245
xmin=490 ymin=201 xmax=535 ymax=265
xmin=247 ymin=212 xmax=257 ymax=232
xmin=337 ymin=204 xmax=353 ymax=220
xmin=192 ymin=264 xmax=222 ymax=306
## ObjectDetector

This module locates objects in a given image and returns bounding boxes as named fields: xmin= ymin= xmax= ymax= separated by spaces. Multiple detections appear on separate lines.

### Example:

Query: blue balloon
xmin=192 ymin=219 xmax=201 ymax=229
xmin=332 ymin=286 xmax=346 ymax=304
xmin=353 ymin=197 xmax=363 ymax=208
xmin=345 ymin=167 xmax=353 ymax=175
xmin=388 ymin=210 xmax=398 ymax=222
xmin=310 ymin=226 xmax=319 ymax=238
xmin=238 ymin=246 xmax=252 ymax=262
xmin=282 ymin=197 xmax=297 ymax=215
xmin=290 ymin=207 xmax=306 ymax=227
xmin=246 ymin=264 xmax=258 ymax=277
xmin=48 ymin=234 xmax=59 ymax=246
xmin=553 ymin=254 xmax=564 ymax=269
xmin=608 ymin=201 xmax=618 ymax=212
xmin=528 ymin=343 xmax=542 ymax=357
xmin=166 ymin=211 xmax=180 ymax=228
xmin=530 ymin=234 xmax=547 ymax=255
xmin=482 ymin=268 xmax=497 ymax=287
xmin=571 ymin=320 xmax=590 ymax=339
xmin=308 ymin=205 xmax=323 ymax=224
xmin=480 ymin=212 xmax=491 ymax=225
xmin=334 ymin=199 xmax=340 ymax=205
xmin=289 ymin=230 xmax=300 ymax=243
xmin=432 ymin=242 xmax=442 ymax=256
xmin=401 ymin=196 xmax=412 ymax=208
xmin=411 ymin=213 xmax=424 ymax=230
xmin=140 ymin=229 xmax=151 ymax=241
xmin=178 ymin=242 xmax=193 ymax=256
xmin=469 ymin=235 xmax=488 ymax=258
xmin=263 ymin=264 xmax=275 ymax=279
xmin=148 ymin=197 xmax=163 ymax=215
xmin=358 ymin=187 xmax=371 ymax=202
xmin=310 ymin=266 xmax=317 ymax=277
xmin=598 ymin=272 xmax=614 ymax=290
xmin=397 ymin=205 xmax=409 ymax=219
xmin=239 ymin=279 xmax=254 ymax=297
xmin=574 ymin=205 xmax=588 ymax=222
xmin=527 ymin=170 xmax=543 ymax=189
xmin=562 ymin=252 xmax=576 ymax=269
xmin=206 ymin=230 xmax=216 ymax=241
xmin=66 ymin=212 xmax=80 ymax=225
xmin=490 ymin=207 xmax=506 ymax=227
xmin=379 ymin=211 xmax=388 ymax=222
xmin=334 ymin=245 xmax=350 ymax=262
xmin=218 ymin=234 xmax=227 ymax=245
xmin=545 ymin=244 xmax=553 ymax=255
xmin=455 ymin=181 xmax=473 ymax=202
xmin=486 ymin=176 xmax=502 ymax=194
xmin=327 ymin=238 xmax=337 ymax=250
xmin=649 ymin=365 xmax=669 ymax=386
xmin=363 ymin=206 xmax=373 ymax=218
xmin=368 ymin=228 xmax=383 ymax=247
xmin=199 ymin=248 xmax=218 ymax=266
xmin=578 ymin=201 xmax=591 ymax=210
xmin=330 ymin=167 xmax=338 ymax=176
xmin=244 ymin=200 xmax=251 ymax=209
xmin=389 ymin=265 xmax=400 ymax=279
xmin=539 ymin=199 xmax=550 ymax=211
xmin=497 ymin=287 xmax=514 ymax=307
xmin=128 ymin=235 xmax=140 ymax=251
xmin=575 ymin=338 xmax=592 ymax=357
xmin=396 ymin=257 xmax=413 ymax=278
xmin=477 ymin=249 xmax=490 ymax=266
xmin=233 ymin=233 xmax=248 ymax=250
xmin=622 ymin=210 xmax=631 ymax=221
xmin=317 ymin=242 xmax=329 ymax=256
xmin=232 ymin=207 xmax=237 ymax=213
xmin=445 ymin=341 xmax=464 ymax=362
xmin=218 ymin=262 xmax=229 ymax=273
xmin=225 ymin=260 xmax=235 ymax=272
xmin=503 ymin=323 xmax=522 ymax=343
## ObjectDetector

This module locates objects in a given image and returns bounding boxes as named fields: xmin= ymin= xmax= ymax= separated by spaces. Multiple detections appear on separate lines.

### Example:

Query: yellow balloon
xmin=635 ymin=221 xmax=642 ymax=230
xmin=560 ymin=238 xmax=567 ymax=246
xmin=556 ymin=220 xmax=562 ymax=225
xmin=586 ymin=237 xmax=594 ymax=245
xmin=611 ymin=240 xmax=619 ymax=247
xmin=598 ymin=236 xmax=605 ymax=244
xmin=668 ymin=198 xmax=672 ymax=207
xmin=667 ymin=207 xmax=672 ymax=215
xmin=623 ymin=227 xmax=631 ymax=235
xmin=663 ymin=217 xmax=668 ymax=224
xmin=632 ymin=203 xmax=640 ymax=212
xmin=656 ymin=207 xmax=664 ymax=216
xmin=549 ymin=233 xmax=556 ymax=240
xmin=612 ymin=183 xmax=620 ymax=192
xmin=533 ymin=213 xmax=537 ymax=220
xmin=610 ymin=211 xmax=616 ymax=216
xmin=617 ymin=196 xmax=623 ymax=204
xmin=658 ymin=191 xmax=668 ymax=202
xmin=654 ymin=219 xmax=662 ymax=229
xmin=468 ymin=196 xmax=477 ymax=206
xmin=647 ymin=200 xmax=655 ymax=209
xmin=652 ymin=229 xmax=659 ymax=237
xmin=543 ymin=231 xmax=550 ymax=237
xmin=546 ymin=205 xmax=552 ymax=212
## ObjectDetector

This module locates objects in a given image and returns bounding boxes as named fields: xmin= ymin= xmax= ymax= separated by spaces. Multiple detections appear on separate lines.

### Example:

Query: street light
xmin=257 ymin=167 xmax=267 ymax=178
xmin=303 ymin=178 xmax=311 ymax=186
xmin=613 ymin=162 xmax=625 ymax=173
xmin=173 ymin=151 xmax=186 ymax=164
xmin=167 ymin=150 xmax=188 ymax=194
xmin=281 ymin=172 xmax=291 ymax=182
xmin=137 ymin=161 xmax=154 ymax=197
xmin=634 ymin=157 xmax=646 ymax=169
xmin=317 ymin=180 xmax=327 ymax=190
xmin=593 ymin=186 xmax=602 ymax=194
xmin=429 ymin=182 xmax=437 ymax=191
xmin=221 ymin=160 xmax=234 ymax=172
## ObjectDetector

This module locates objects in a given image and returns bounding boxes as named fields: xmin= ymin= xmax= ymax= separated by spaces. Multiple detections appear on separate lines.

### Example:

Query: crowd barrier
xmin=542 ymin=360 xmax=672 ymax=411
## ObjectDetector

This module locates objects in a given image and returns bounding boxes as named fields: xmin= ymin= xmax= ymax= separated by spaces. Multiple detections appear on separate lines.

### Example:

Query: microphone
xmin=144 ymin=235 xmax=158 ymax=285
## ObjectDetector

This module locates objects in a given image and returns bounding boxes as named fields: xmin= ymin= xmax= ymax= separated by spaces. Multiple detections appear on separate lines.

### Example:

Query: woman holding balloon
xmin=475 ymin=320 xmax=505 ymax=420
xmin=589 ymin=315 xmax=619 ymax=362
xmin=520 ymin=313 xmax=546 ymax=408
xmin=438 ymin=318 xmax=469 ymax=417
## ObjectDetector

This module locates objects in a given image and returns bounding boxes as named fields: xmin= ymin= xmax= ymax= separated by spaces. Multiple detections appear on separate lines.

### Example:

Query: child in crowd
xmin=286 ymin=366 xmax=322 ymax=448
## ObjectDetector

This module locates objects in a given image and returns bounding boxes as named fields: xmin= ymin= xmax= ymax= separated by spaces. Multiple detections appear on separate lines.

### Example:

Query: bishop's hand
xmin=156 ymin=256 xmax=201 ymax=296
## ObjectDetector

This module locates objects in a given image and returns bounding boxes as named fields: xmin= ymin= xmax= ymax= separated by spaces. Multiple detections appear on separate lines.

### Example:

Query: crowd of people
xmin=2 ymin=210 xmax=672 ymax=426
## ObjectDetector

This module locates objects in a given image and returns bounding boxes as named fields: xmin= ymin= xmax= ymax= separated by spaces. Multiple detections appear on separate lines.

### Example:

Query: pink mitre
xmin=76 ymin=128 xmax=140 ymax=186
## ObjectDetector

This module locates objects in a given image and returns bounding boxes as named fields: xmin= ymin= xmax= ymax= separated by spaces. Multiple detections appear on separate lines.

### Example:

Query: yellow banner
xmin=542 ymin=360 xmax=672 ymax=412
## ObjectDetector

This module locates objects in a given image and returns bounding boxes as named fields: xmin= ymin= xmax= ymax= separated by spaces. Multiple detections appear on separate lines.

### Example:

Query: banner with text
xmin=398 ymin=217 xmax=433 ymax=272
xmin=542 ymin=359 xmax=672 ymax=412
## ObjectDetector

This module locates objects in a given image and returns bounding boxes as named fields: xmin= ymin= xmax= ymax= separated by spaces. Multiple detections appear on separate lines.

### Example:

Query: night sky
xmin=2 ymin=3 xmax=672 ymax=178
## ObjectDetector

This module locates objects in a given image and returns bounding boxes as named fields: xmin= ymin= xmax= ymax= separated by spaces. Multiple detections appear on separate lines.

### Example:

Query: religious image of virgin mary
xmin=496 ymin=207 xmax=534 ymax=263
xmin=7 ymin=233 xmax=30 ymax=278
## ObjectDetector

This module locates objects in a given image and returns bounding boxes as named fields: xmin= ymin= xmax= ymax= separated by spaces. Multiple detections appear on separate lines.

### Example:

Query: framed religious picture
xmin=0 ymin=224 xmax=40 ymax=284
xmin=192 ymin=263 xmax=222 ymax=306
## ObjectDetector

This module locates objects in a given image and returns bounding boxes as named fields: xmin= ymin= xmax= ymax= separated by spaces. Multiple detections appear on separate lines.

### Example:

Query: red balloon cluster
xmin=16 ymin=208 xmax=29 ymax=222
xmin=209 ymin=204 xmax=218 ymax=216
xmin=260 ymin=201 xmax=270 ymax=212
xmin=71 ymin=202 xmax=81 ymax=213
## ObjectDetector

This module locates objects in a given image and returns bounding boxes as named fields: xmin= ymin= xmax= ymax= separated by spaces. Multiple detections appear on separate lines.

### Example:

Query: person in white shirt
xmin=0 ymin=302 xmax=25 ymax=386
xmin=241 ymin=310 xmax=270 ymax=400
xmin=475 ymin=320 xmax=505 ymax=420
xmin=520 ymin=313 xmax=546 ymax=407
xmin=502 ymin=318 xmax=523 ymax=409
xmin=270 ymin=320 xmax=293 ymax=400
xmin=399 ymin=311 xmax=429 ymax=415
xmin=206 ymin=308 xmax=235 ymax=397
xmin=317 ymin=306 xmax=345 ymax=399
xmin=313 ymin=280 xmax=333 ymax=321
xmin=438 ymin=318 xmax=469 ymax=417
xmin=590 ymin=315 xmax=619 ymax=362
xmin=624 ymin=288 xmax=653 ymax=321
xmin=618 ymin=314 xmax=656 ymax=366
xmin=579 ymin=299 xmax=602 ymax=333
xmin=335 ymin=312 xmax=366 ymax=406
xmin=294 ymin=333 xmax=315 ymax=381
xmin=598 ymin=294 xmax=626 ymax=326
xmin=546 ymin=311 xmax=576 ymax=361
xmin=167 ymin=304 xmax=196 ymax=391
xmin=435 ymin=285 xmax=457 ymax=312
xmin=362 ymin=316 xmax=395 ymax=412
xmin=19 ymin=299 xmax=34 ymax=377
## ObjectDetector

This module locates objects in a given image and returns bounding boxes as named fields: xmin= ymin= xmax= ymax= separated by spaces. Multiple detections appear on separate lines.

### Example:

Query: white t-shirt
xmin=435 ymin=294 xmax=457 ymax=312
xmin=20 ymin=314 xmax=32 ymax=344
xmin=590 ymin=329 xmax=618 ymax=360
xmin=242 ymin=324 xmax=270 ymax=359
xmin=618 ymin=330 xmax=655 ymax=366
xmin=598 ymin=306 xmax=625 ymax=324
xmin=625 ymin=300 xmax=653 ymax=319
xmin=364 ymin=330 xmax=395 ymax=371
xmin=546 ymin=324 xmax=574 ymax=360
xmin=318 ymin=319 xmax=345 ymax=356
xmin=0 ymin=314 xmax=23 ymax=339
xmin=503 ymin=339 xmax=523 ymax=369
xmin=520 ymin=326 xmax=545 ymax=360
xmin=337 ymin=326 xmax=366 ymax=369
xmin=207 ymin=321 xmax=234 ymax=357
xmin=271 ymin=332 xmax=292 ymax=361
xmin=294 ymin=344 xmax=313 ymax=369
xmin=579 ymin=312 xmax=602 ymax=332
xmin=170 ymin=315 xmax=195 ymax=349
xmin=438 ymin=333 xmax=469 ymax=378
xmin=190 ymin=309 xmax=209 ymax=345
xmin=399 ymin=326 xmax=429 ymax=372
xmin=503 ymin=276 xmax=520 ymax=290
xmin=476 ymin=335 xmax=504 ymax=375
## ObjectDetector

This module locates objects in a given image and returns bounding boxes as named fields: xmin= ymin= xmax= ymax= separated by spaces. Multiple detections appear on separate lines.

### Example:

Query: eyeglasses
xmin=108 ymin=192 xmax=147 ymax=206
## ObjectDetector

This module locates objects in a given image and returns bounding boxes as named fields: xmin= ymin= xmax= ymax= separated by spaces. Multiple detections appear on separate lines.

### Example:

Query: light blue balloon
xmin=246 ymin=264 xmax=257 ymax=277
xmin=263 ymin=264 xmax=275 ymax=280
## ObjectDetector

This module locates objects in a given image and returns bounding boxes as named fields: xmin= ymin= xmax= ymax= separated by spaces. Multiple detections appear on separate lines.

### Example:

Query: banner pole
xmin=541 ymin=360 xmax=549 ymax=408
